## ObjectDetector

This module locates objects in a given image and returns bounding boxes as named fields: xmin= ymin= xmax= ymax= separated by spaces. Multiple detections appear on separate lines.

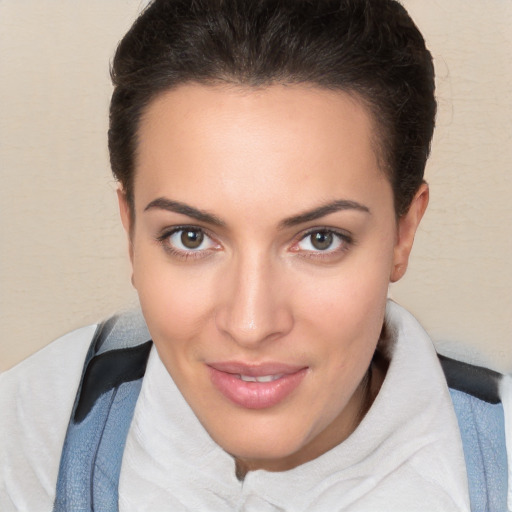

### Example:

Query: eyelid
xmin=156 ymin=225 xmax=221 ymax=259
xmin=290 ymin=227 xmax=354 ymax=256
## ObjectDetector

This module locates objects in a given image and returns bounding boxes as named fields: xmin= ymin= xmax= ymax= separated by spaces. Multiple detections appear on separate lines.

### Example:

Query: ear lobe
xmin=390 ymin=183 xmax=429 ymax=283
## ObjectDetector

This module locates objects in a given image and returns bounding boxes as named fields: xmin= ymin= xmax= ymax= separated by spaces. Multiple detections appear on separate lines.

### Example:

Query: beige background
xmin=1 ymin=1 xmax=511 ymax=373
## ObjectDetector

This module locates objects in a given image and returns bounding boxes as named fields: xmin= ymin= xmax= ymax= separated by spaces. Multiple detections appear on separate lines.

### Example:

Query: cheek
xmin=294 ymin=252 xmax=392 ymax=336
xmin=132 ymin=245 xmax=218 ymax=346
xmin=290 ymin=242 xmax=393 ymax=382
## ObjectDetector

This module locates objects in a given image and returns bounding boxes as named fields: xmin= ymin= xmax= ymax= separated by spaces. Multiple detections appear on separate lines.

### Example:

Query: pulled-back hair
xmin=109 ymin=0 xmax=436 ymax=216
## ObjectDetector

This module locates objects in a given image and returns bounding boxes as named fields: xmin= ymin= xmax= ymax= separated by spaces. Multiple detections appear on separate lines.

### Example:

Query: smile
xmin=207 ymin=362 xmax=308 ymax=410
xmin=238 ymin=374 xmax=284 ymax=383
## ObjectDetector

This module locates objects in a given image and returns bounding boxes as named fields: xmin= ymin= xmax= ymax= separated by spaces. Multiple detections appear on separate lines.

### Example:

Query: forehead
xmin=134 ymin=84 xmax=390 ymax=217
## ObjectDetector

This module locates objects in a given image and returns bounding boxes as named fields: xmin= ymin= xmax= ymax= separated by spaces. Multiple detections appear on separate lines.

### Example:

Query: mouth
xmin=207 ymin=361 xmax=308 ymax=410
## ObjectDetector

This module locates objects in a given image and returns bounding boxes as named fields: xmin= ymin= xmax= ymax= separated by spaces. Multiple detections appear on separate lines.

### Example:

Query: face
xmin=119 ymin=84 xmax=427 ymax=472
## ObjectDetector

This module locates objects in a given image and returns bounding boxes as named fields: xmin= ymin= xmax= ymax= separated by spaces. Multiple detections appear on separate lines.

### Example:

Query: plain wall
xmin=1 ymin=0 xmax=511 ymax=373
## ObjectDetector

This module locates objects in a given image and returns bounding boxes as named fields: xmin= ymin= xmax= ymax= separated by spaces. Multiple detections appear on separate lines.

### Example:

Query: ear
xmin=390 ymin=183 xmax=429 ymax=283
xmin=117 ymin=188 xmax=135 ymax=268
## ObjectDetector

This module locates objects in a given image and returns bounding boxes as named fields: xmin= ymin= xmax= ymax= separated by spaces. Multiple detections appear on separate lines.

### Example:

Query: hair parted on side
xmin=109 ymin=0 xmax=436 ymax=217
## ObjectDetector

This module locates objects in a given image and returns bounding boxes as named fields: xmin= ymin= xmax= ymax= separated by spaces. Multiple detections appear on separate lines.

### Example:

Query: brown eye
xmin=162 ymin=227 xmax=219 ymax=256
xmin=310 ymin=231 xmax=334 ymax=250
xmin=295 ymin=229 xmax=348 ymax=255
xmin=180 ymin=229 xmax=204 ymax=249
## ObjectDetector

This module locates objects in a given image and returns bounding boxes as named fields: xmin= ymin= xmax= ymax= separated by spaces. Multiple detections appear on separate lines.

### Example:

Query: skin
xmin=118 ymin=83 xmax=428 ymax=475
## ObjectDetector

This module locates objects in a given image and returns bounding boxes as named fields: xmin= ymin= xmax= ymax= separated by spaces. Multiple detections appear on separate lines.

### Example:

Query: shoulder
xmin=0 ymin=324 xmax=97 ymax=411
xmin=0 ymin=325 xmax=97 ymax=511
xmin=387 ymin=301 xmax=511 ymax=510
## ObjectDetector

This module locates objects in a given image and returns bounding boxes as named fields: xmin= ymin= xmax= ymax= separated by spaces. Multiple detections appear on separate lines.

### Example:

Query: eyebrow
xmin=144 ymin=197 xmax=226 ymax=226
xmin=279 ymin=199 xmax=370 ymax=228
xmin=144 ymin=197 xmax=370 ymax=228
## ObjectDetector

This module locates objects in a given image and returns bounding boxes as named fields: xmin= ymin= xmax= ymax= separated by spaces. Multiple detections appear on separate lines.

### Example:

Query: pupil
xmin=311 ymin=231 xmax=333 ymax=250
xmin=181 ymin=229 xmax=203 ymax=249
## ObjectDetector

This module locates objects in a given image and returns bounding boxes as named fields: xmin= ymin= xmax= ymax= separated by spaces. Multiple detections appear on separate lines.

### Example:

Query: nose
xmin=215 ymin=253 xmax=294 ymax=348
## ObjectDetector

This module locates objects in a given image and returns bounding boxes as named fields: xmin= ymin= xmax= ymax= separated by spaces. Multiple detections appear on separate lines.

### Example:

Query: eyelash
xmin=291 ymin=227 xmax=354 ymax=260
xmin=156 ymin=225 xmax=220 ymax=261
xmin=156 ymin=226 xmax=354 ymax=261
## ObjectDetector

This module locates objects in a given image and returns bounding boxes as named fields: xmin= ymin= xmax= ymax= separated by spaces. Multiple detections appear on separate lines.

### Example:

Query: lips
xmin=207 ymin=361 xmax=308 ymax=410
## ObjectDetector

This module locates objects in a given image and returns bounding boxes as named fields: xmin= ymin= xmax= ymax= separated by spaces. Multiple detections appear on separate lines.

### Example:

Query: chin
xmin=207 ymin=411 xmax=318 ymax=469
xmin=231 ymin=436 xmax=302 ymax=461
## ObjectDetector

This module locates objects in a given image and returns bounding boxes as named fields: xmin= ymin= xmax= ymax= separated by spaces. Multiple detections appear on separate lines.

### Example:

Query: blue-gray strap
xmin=441 ymin=354 xmax=508 ymax=512
xmin=450 ymin=390 xmax=508 ymax=512
xmin=53 ymin=311 xmax=152 ymax=512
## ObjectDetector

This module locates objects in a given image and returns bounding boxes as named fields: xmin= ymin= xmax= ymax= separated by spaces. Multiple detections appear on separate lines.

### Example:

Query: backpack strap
xmin=53 ymin=310 xmax=152 ymax=512
xmin=440 ymin=355 xmax=508 ymax=512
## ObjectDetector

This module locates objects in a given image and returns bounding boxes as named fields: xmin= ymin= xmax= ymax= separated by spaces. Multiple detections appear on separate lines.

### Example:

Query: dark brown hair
xmin=109 ymin=0 xmax=436 ymax=217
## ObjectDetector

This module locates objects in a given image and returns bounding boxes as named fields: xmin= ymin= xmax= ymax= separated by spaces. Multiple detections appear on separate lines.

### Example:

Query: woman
xmin=1 ymin=0 xmax=509 ymax=510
